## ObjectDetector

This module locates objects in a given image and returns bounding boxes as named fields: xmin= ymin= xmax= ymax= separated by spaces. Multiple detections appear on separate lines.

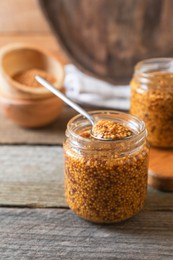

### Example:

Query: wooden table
xmin=0 ymin=1 xmax=172 ymax=258
xmin=0 ymin=106 xmax=172 ymax=259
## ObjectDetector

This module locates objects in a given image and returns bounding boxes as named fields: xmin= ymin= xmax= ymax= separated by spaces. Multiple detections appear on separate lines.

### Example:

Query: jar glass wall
xmin=130 ymin=58 xmax=173 ymax=148
xmin=63 ymin=111 xmax=149 ymax=223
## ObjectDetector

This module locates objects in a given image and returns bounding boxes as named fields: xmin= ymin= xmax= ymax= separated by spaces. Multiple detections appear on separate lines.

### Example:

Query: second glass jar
xmin=130 ymin=58 xmax=173 ymax=148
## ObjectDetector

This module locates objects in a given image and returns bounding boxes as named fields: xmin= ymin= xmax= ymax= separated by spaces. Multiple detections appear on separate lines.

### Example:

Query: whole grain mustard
xmin=64 ymin=111 xmax=149 ymax=223
xmin=92 ymin=119 xmax=133 ymax=139
xmin=130 ymin=58 xmax=173 ymax=148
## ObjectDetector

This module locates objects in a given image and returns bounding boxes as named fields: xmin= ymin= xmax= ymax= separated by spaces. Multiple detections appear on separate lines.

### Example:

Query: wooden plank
xmin=145 ymin=187 xmax=173 ymax=211
xmin=0 ymin=0 xmax=50 ymax=33
xmin=0 ymin=145 xmax=172 ymax=209
xmin=0 ymin=208 xmax=172 ymax=259
xmin=0 ymin=146 xmax=67 ymax=207
xmin=0 ymin=107 xmax=77 ymax=145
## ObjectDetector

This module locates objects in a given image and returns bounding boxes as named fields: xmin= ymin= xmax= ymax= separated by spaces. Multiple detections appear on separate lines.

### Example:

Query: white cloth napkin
xmin=64 ymin=64 xmax=130 ymax=110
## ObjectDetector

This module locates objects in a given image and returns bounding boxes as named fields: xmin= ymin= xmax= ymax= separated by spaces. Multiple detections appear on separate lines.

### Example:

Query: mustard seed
xmin=92 ymin=120 xmax=133 ymax=140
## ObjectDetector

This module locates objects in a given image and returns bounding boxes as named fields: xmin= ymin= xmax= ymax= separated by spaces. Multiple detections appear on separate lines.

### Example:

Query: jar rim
xmin=135 ymin=57 xmax=173 ymax=80
xmin=66 ymin=110 xmax=147 ymax=151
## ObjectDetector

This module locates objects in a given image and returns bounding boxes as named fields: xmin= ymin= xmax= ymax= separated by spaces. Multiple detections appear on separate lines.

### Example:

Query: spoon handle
xmin=35 ymin=75 xmax=94 ymax=125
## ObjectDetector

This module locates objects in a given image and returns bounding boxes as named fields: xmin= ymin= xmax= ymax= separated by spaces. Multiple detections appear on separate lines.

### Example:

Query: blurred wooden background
xmin=38 ymin=0 xmax=173 ymax=83
xmin=0 ymin=0 xmax=68 ymax=62
xmin=0 ymin=0 xmax=49 ymax=33
xmin=2 ymin=0 xmax=173 ymax=83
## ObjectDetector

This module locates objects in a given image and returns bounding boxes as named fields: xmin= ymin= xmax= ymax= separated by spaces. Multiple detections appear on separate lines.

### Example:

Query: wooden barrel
xmin=39 ymin=0 xmax=173 ymax=84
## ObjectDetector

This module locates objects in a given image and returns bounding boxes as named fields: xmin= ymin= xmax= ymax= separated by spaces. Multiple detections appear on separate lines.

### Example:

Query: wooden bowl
xmin=0 ymin=42 xmax=65 ymax=99
xmin=0 ymin=94 xmax=65 ymax=128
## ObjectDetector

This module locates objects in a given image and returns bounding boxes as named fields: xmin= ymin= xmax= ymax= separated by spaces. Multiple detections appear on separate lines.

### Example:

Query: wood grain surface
xmin=0 ymin=208 xmax=172 ymax=259
xmin=0 ymin=146 xmax=66 ymax=207
xmin=0 ymin=144 xmax=172 ymax=259
xmin=0 ymin=145 xmax=172 ymax=210
xmin=0 ymin=108 xmax=77 ymax=145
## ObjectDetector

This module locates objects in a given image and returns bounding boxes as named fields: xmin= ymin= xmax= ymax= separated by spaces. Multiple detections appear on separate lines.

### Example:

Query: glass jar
xmin=130 ymin=58 xmax=173 ymax=148
xmin=63 ymin=110 xmax=149 ymax=223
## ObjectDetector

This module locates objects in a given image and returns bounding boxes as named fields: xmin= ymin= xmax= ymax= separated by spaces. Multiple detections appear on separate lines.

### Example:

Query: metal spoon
xmin=35 ymin=75 xmax=113 ymax=141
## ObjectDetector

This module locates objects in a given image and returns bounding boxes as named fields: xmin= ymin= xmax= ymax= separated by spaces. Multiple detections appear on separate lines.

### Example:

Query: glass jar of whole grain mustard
xmin=130 ymin=58 xmax=173 ymax=148
xmin=63 ymin=111 xmax=149 ymax=223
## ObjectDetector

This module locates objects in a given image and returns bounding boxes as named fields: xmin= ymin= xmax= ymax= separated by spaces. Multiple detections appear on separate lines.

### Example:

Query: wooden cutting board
xmin=149 ymin=148 xmax=173 ymax=191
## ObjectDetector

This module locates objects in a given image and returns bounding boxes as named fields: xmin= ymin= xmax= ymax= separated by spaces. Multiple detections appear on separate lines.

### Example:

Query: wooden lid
xmin=39 ymin=0 xmax=173 ymax=84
